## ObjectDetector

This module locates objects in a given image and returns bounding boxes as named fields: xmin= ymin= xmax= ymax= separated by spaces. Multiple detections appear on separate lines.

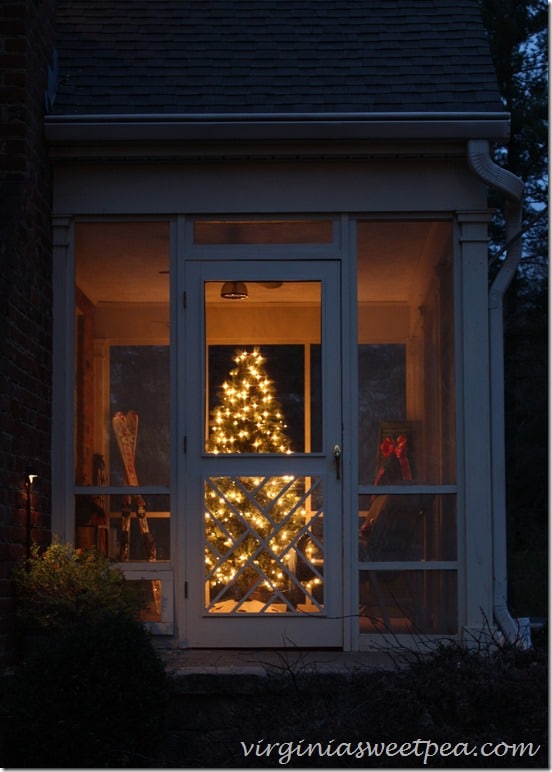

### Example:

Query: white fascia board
xmin=45 ymin=112 xmax=511 ymax=146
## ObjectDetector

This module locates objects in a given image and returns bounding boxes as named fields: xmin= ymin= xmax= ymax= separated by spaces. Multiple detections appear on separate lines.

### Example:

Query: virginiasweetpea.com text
xmin=240 ymin=737 xmax=542 ymax=766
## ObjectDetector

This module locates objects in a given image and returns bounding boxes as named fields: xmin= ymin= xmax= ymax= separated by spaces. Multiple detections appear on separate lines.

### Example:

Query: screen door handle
xmin=333 ymin=444 xmax=342 ymax=480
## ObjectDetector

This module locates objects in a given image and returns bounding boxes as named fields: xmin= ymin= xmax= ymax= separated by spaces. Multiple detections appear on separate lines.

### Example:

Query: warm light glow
xmin=25 ymin=466 xmax=38 ymax=486
xmin=204 ymin=348 xmax=323 ymax=613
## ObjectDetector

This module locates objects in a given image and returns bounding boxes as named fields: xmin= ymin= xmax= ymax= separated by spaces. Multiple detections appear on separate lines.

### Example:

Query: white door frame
xmin=181 ymin=258 xmax=343 ymax=647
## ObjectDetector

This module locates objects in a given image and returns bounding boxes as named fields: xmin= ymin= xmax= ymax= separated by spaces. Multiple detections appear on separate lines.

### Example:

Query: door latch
xmin=333 ymin=444 xmax=342 ymax=480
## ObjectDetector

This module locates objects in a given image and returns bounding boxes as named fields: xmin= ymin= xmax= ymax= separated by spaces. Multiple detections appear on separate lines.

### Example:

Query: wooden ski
xmin=112 ymin=411 xmax=157 ymax=562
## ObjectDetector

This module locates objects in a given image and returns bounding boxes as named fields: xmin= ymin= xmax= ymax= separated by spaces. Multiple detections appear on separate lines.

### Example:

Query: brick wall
xmin=0 ymin=0 xmax=56 ymax=664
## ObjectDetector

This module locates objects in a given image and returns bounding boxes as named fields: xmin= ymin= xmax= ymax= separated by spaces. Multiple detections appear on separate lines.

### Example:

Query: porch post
xmin=51 ymin=215 xmax=74 ymax=541
xmin=457 ymin=211 xmax=494 ymax=637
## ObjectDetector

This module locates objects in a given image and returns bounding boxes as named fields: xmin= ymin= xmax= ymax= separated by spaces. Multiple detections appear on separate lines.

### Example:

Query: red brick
xmin=0 ymin=0 xmax=55 ymax=664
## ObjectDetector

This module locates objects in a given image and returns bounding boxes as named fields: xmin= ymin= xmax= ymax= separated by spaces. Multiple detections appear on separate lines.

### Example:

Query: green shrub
xmin=12 ymin=539 xmax=140 ymax=633
xmin=160 ymin=637 xmax=547 ymax=769
xmin=2 ymin=613 xmax=168 ymax=768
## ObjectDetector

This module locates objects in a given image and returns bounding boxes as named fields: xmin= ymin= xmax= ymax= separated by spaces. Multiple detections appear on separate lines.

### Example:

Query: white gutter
xmin=45 ymin=111 xmax=511 ymax=144
xmin=467 ymin=138 xmax=527 ymax=647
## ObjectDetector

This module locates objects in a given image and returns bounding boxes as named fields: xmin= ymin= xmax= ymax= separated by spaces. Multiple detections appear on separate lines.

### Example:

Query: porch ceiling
xmin=75 ymin=220 xmax=440 ymax=306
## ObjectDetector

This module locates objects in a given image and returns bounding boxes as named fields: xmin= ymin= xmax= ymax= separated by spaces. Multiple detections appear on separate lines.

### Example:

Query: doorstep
xmin=158 ymin=648 xmax=395 ymax=695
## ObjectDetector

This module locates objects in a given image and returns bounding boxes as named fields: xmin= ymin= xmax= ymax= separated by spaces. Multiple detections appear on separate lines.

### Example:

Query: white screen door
xmin=183 ymin=261 xmax=342 ymax=647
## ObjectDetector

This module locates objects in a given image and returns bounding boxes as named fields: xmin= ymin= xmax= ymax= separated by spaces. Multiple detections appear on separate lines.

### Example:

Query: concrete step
xmin=159 ymin=648 xmax=395 ymax=695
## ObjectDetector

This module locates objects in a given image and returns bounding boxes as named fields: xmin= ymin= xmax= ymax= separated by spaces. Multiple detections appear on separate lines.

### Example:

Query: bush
xmin=12 ymin=539 xmax=140 ymax=634
xmin=158 ymin=637 xmax=547 ymax=768
xmin=2 ymin=613 xmax=168 ymax=768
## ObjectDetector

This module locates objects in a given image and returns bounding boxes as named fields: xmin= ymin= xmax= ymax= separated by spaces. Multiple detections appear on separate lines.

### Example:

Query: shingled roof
xmin=52 ymin=0 xmax=503 ymax=117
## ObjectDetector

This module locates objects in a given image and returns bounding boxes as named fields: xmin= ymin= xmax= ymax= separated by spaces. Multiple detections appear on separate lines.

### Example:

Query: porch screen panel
xmin=74 ymin=221 xmax=171 ymax=562
xmin=204 ymin=281 xmax=322 ymax=454
xmin=356 ymin=220 xmax=457 ymax=636
xmin=357 ymin=221 xmax=455 ymax=487
xmin=359 ymin=569 xmax=457 ymax=635
xmin=193 ymin=218 xmax=333 ymax=245
xmin=358 ymin=494 xmax=457 ymax=563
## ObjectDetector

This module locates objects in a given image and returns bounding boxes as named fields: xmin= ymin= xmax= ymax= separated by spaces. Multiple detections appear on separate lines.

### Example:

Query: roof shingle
xmin=52 ymin=0 xmax=504 ymax=116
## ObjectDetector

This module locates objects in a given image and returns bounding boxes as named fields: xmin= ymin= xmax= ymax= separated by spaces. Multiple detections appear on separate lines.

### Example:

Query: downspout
xmin=467 ymin=139 xmax=526 ymax=646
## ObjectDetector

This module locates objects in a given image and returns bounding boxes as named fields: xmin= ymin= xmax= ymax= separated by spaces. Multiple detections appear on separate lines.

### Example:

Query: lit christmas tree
xmin=204 ymin=348 xmax=323 ymax=612
xmin=209 ymin=348 xmax=292 ymax=455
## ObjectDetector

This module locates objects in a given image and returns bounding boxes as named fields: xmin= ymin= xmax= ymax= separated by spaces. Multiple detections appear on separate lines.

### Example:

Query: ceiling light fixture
xmin=221 ymin=281 xmax=248 ymax=299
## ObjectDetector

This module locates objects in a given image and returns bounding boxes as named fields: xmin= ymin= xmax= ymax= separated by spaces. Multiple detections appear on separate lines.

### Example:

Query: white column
xmin=457 ymin=211 xmax=494 ymax=636
xmin=51 ymin=215 xmax=74 ymax=541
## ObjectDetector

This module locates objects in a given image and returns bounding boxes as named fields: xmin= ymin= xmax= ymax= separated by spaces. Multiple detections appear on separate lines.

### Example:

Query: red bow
xmin=375 ymin=434 xmax=412 ymax=484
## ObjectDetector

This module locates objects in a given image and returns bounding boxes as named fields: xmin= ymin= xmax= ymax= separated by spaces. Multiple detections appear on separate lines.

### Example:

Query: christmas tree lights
xmin=204 ymin=348 xmax=323 ymax=612
xmin=209 ymin=349 xmax=293 ymax=455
